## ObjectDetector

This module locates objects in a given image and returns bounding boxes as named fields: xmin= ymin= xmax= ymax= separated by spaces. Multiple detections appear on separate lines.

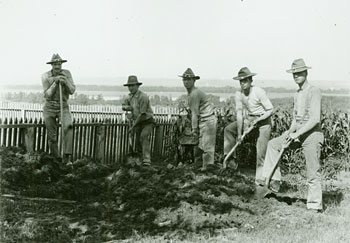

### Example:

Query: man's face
xmin=51 ymin=62 xmax=62 ymax=73
xmin=239 ymin=77 xmax=252 ymax=91
xmin=182 ymin=78 xmax=195 ymax=89
xmin=128 ymin=84 xmax=139 ymax=94
xmin=293 ymin=71 xmax=307 ymax=85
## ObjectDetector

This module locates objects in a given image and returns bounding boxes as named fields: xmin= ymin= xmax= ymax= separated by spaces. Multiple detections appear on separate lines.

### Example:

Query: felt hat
xmin=233 ymin=67 xmax=257 ymax=80
xmin=286 ymin=58 xmax=312 ymax=73
xmin=123 ymin=75 xmax=143 ymax=86
xmin=178 ymin=68 xmax=200 ymax=80
xmin=46 ymin=54 xmax=67 ymax=64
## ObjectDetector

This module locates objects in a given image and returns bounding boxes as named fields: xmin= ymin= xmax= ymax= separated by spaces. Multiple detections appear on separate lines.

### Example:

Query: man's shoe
xmin=269 ymin=180 xmax=280 ymax=193
xmin=142 ymin=161 xmax=151 ymax=167
xmin=255 ymin=179 xmax=265 ymax=187
xmin=62 ymin=154 xmax=72 ymax=164
xmin=308 ymin=208 xmax=323 ymax=213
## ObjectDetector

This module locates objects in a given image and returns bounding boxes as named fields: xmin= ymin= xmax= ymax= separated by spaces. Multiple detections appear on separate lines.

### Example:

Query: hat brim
xmin=123 ymin=82 xmax=142 ymax=86
xmin=286 ymin=66 xmax=311 ymax=73
xmin=178 ymin=75 xmax=200 ymax=80
xmin=46 ymin=60 xmax=67 ymax=64
xmin=233 ymin=73 xmax=256 ymax=80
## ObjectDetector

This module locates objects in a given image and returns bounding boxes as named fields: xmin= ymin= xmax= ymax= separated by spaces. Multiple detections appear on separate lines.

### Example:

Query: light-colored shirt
xmin=123 ymin=90 xmax=153 ymax=121
xmin=235 ymin=86 xmax=273 ymax=116
xmin=293 ymin=81 xmax=321 ymax=129
xmin=42 ymin=69 xmax=75 ymax=103
xmin=187 ymin=88 xmax=214 ymax=120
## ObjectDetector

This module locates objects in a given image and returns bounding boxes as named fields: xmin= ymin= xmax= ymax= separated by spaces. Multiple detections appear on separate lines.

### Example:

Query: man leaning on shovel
xmin=262 ymin=59 xmax=324 ymax=212
xmin=224 ymin=67 xmax=273 ymax=185
xmin=42 ymin=54 xmax=76 ymax=163
xmin=122 ymin=75 xmax=154 ymax=166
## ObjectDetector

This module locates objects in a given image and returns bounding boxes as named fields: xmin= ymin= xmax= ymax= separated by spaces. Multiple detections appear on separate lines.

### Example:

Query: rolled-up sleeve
xmin=235 ymin=91 xmax=243 ymax=112
xmin=139 ymin=95 xmax=150 ymax=114
xmin=309 ymin=87 xmax=321 ymax=123
xmin=259 ymin=89 xmax=273 ymax=111
xmin=41 ymin=72 xmax=52 ymax=98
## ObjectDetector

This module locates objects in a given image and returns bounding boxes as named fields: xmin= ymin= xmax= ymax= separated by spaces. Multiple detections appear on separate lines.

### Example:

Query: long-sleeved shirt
xmin=42 ymin=69 xmax=76 ymax=103
xmin=235 ymin=86 xmax=273 ymax=117
xmin=122 ymin=90 xmax=153 ymax=122
xmin=293 ymin=81 xmax=322 ymax=132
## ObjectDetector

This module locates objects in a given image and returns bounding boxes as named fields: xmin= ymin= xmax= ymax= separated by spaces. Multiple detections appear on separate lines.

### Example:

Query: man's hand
xmin=251 ymin=118 xmax=260 ymax=127
xmin=57 ymin=75 xmax=68 ymax=86
xmin=122 ymin=105 xmax=133 ymax=112
xmin=288 ymin=132 xmax=299 ymax=141
xmin=128 ymin=125 xmax=134 ymax=134
xmin=191 ymin=128 xmax=199 ymax=137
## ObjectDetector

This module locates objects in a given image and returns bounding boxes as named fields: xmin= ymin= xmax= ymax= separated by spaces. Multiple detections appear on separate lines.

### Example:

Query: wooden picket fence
xmin=0 ymin=116 xmax=177 ymax=164
xmin=0 ymin=101 xmax=180 ymax=121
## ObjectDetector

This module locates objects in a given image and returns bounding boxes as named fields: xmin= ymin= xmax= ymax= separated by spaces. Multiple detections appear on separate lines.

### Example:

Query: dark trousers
xmin=134 ymin=120 xmax=153 ymax=163
xmin=43 ymin=102 xmax=73 ymax=157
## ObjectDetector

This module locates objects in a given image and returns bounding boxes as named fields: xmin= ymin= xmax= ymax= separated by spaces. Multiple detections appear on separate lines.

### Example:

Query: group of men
xmin=42 ymin=54 xmax=323 ymax=212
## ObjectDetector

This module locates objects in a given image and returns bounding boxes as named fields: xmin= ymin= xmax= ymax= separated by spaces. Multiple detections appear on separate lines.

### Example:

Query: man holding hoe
xmin=224 ymin=67 xmax=273 ymax=186
xmin=262 ymin=59 xmax=324 ymax=212
xmin=122 ymin=75 xmax=154 ymax=166
xmin=42 ymin=54 xmax=76 ymax=163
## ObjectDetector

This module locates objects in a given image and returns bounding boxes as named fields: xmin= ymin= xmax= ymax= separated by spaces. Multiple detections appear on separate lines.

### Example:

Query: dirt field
xmin=1 ymin=150 xmax=349 ymax=243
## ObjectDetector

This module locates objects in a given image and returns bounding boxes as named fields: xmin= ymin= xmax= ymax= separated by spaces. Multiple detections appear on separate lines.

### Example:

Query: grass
xmin=112 ymin=171 xmax=350 ymax=243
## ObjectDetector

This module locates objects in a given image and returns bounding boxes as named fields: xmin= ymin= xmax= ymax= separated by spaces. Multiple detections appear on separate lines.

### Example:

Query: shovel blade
xmin=254 ymin=186 xmax=274 ymax=199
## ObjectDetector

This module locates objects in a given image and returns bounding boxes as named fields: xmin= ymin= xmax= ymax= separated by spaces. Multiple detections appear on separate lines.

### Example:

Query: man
xmin=122 ymin=75 xmax=154 ymax=166
xmin=179 ymin=68 xmax=217 ymax=170
xmin=42 ymin=54 xmax=76 ymax=163
xmin=262 ymin=58 xmax=324 ymax=212
xmin=224 ymin=67 xmax=273 ymax=185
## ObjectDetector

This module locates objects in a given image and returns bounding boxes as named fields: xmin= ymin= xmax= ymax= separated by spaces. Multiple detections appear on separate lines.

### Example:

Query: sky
xmin=0 ymin=0 xmax=349 ymax=89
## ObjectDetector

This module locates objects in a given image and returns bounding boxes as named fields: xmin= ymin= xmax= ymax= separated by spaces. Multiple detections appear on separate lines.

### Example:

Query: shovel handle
xmin=265 ymin=140 xmax=292 ymax=187
xmin=223 ymin=125 xmax=255 ymax=169
xmin=59 ymin=82 xmax=65 ymax=157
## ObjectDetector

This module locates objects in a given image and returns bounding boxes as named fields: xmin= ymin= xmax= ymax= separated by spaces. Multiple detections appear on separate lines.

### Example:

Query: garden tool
xmin=222 ymin=124 xmax=255 ymax=169
xmin=255 ymin=138 xmax=297 ymax=199
xmin=59 ymin=82 xmax=65 ymax=158
xmin=126 ymin=111 xmax=135 ymax=153
xmin=124 ymin=111 xmax=142 ymax=166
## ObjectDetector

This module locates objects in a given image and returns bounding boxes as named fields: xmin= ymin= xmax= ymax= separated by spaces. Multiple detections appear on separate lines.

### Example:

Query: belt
xmin=248 ymin=114 xmax=263 ymax=117
xmin=199 ymin=113 xmax=215 ymax=120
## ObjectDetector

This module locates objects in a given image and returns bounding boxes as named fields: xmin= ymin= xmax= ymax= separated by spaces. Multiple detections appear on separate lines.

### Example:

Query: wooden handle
xmin=59 ymin=83 xmax=65 ymax=157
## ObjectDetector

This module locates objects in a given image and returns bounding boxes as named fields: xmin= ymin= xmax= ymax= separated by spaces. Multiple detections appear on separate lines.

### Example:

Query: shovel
xmin=59 ymin=82 xmax=65 ymax=158
xmin=124 ymin=112 xmax=142 ymax=166
xmin=222 ymin=124 xmax=255 ymax=169
xmin=255 ymin=139 xmax=293 ymax=199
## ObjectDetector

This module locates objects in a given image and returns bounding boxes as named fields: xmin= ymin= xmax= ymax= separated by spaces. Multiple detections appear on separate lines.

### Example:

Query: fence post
xmin=153 ymin=124 xmax=164 ymax=159
xmin=20 ymin=127 xmax=35 ymax=153
xmin=95 ymin=124 xmax=106 ymax=162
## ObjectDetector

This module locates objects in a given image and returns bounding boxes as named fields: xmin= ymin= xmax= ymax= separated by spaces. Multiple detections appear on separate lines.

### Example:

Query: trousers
xmin=43 ymin=102 xmax=73 ymax=157
xmin=194 ymin=116 xmax=217 ymax=168
xmin=262 ymin=131 xmax=324 ymax=210
xmin=224 ymin=116 xmax=271 ymax=181
xmin=134 ymin=120 xmax=153 ymax=163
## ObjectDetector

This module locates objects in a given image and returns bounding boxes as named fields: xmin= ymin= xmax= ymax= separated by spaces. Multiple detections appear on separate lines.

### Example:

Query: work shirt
xmin=123 ymin=90 xmax=153 ymax=121
xmin=42 ymin=69 xmax=75 ymax=104
xmin=187 ymin=88 xmax=214 ymax=121
xmin=293 ymin=81 xmax=322 ymax=130
xmin=235 ymin=86 xmax=273 ymax=117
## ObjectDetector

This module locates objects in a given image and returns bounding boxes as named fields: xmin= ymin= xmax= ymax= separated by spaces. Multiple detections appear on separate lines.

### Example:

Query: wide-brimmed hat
xmin=178 ymin=68 xmax=200 ymax=80
xmin=286 ymin=58 xmax=312 ymax=73
xmin=46 ymin=54 xmax=67 ymax=64
xmin=233 ymin=67 xmax=257 ymax=80
xmin=123 ymin=75 xmax=143 ymax=86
